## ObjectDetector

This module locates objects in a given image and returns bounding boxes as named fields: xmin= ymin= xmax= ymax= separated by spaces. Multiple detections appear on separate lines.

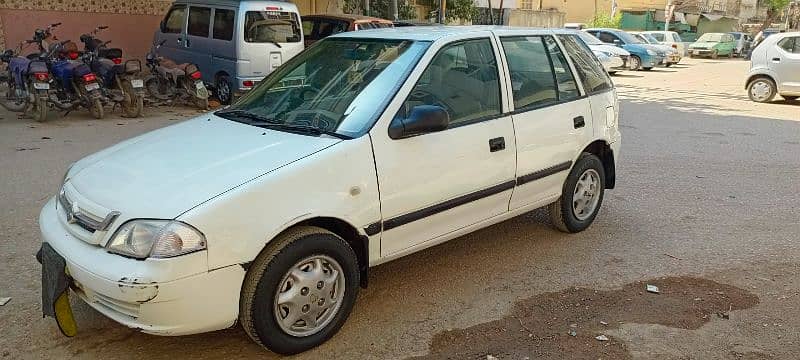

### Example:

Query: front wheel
xmin=629 ymin=56 xmax=641 ymax=70
xmin=747 ymin=77 xmax=777 ymax=103
xmin=711 ymin=50 xmax=719 ymax=59
xmin=240 ymin=226 xmax=359 ymax=355
xmin=549 ymin=153 xmax=606 ymax=233
xmin=642 ymin=67 xmax=653 ymax=71
xmin=665 ymin=63 xmax=672 ymax=67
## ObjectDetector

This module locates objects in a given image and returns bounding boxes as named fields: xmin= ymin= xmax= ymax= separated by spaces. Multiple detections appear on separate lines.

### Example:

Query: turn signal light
xmin=112 ymin=58 xmax=122 ymax=64
xmin=34 ymin=72 xmax=49 ymax=81
xmin=82 ymin=73 xmax=97 ymax=82
xmin=242 ymin=80 xmax=254 ymax=87
xmin=189 ymin=71 xmax=202 ymax=80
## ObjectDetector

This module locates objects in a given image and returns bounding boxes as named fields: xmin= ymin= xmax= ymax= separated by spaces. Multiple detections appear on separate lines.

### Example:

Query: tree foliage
xmin=588 ymin=13 xmax=622 ymax=29
xmin=758 ymin=0 xmax=791 ymax=31
xmin=447 ymin=0 xmax=479 ymax=22
xmin=343 ymin=0 xmax=417 ymax=20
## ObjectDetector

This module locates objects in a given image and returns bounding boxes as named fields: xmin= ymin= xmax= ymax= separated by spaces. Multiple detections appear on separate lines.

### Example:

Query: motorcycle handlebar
xmin=50 ymin=22 xmax=61 ymax=28
xmin=98 ymin=25 xmax=108 ymax=30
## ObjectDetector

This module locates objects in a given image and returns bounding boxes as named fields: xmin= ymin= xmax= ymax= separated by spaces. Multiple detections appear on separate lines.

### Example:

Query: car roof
xmin=303 ymin=13 xmax=393 ymax=23
xmin=328 ymin=25 xmax=572 ymax=41
xmin=584 ymin=28 xmax=623 ymax=33
xmin=172 ymin=0 xmax=298 ymax=9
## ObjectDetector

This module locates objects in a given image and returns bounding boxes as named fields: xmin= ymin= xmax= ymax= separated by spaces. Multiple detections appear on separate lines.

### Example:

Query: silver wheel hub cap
xmin=274 ymin=255 xmax=345 ymax=337
xmin=573 ymin=169 xmax=601 ymax=221
xmin=750 ymin=81 xmax=771 ymax=101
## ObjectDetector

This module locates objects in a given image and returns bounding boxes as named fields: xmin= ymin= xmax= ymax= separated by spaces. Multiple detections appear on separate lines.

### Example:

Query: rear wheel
xmin=30 ymin=94 xmax=48 ymax=122
xmin=240 ymin=226 xmax=359 ymax=355
xmin=89 ymin=98 xmax=104 ymax=119
xmin=121 ymin=80 xmax=143 ymax=118
xmin=194 ymin=96 xmax=209 ymax=110
xmin=215 ymin=74 xmax=232 ymax=105
xmin=549 ymin=153 xmax=606 ymax=233
xmin=747 ymin=77 xmax=777 ymax=103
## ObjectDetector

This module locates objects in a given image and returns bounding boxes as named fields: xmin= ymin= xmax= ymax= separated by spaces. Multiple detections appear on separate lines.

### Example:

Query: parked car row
xmin=582 ymin=28 xmax=679 ymax=72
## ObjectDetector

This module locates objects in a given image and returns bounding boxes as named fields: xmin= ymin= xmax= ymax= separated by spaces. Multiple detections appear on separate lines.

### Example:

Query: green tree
xmin=759 ymin=0 xmax=790 ymax=31
xmin=343 ymin=0 xmax=417 ymax=20
xmin=447 ymin=0 xmax=479 ymax=23
xmin=588 ymin=13 xmax=622 ymax=29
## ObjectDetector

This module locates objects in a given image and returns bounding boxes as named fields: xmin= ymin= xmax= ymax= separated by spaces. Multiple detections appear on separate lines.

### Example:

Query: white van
xmin=40 ymin=26 xmax=620 ymax=355
xmin=154 ymin=0 xmax=304 ymax=104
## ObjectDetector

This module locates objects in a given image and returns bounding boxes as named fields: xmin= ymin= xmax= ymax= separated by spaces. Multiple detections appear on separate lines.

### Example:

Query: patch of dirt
xmin=415 ymin=277 xmax=759 ymax=360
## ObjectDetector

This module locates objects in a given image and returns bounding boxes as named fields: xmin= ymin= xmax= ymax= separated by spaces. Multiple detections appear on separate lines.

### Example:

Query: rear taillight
xmin=82 ymin=73 xmax=97 ymax=82
xmin=68 ymin=51 xmax=79 ymax=60
xmin=112 ymin=58 xmax=122 ymax=64
xmin=189 ymin=71 xmax=202 ymax=80
xmin=34 ymin=72 xmax=49 ymax=81
xmin=242 ymin=80 xmax=254 ymax=87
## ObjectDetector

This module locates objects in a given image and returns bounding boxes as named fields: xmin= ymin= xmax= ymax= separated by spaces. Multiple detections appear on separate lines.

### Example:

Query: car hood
xmin=690 ymin=42 xmax=718 ymax=48
xmin=589 ymin=44 xmax=630 ymax=56
xmin=67 ymin=115 xmax=341 ymax=219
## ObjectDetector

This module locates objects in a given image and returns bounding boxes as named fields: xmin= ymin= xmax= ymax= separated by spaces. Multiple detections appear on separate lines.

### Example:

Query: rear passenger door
xmin=186 ymin=5 xmax=213 ymax=73
xmin=210 ymin=7 xmax=237 ymax=84
xmin=498 ymin=35 xmax=592 ymax=210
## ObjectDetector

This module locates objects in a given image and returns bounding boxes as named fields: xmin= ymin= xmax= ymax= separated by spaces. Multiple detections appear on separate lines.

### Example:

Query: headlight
xmin=61 ymin=163 xmax=74 ymax=186
xmin=647 ymin=49 xmax=657 ymax=56
xmin=106 ymin=220 xmax=206 ymax=259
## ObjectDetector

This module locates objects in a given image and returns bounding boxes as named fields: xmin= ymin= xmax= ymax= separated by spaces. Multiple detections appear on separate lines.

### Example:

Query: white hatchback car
xmin=746 ymin=31 xmax=800 ymax=102
xmin=38 ymin=26 xmax=621 ymax=354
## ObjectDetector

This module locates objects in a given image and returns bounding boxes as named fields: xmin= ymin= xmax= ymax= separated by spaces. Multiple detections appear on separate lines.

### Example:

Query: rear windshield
xmin=245 ymin=11 xmax=301 ymax=43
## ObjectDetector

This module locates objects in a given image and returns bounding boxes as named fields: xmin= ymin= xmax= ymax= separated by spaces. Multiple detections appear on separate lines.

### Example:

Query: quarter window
xmin=188 ymin=7 xmax=211 ymax=37
xmin=559 ymin=34 xmax=614 ymax=94
xmin=162 ymin=5 xmax=186 ymax=34
xmin=400 ymin=39 xmax=501 ymax=126
xmin=501 ymin=36 xmax=558 ymax=109
xmin=213 ymin=9 xmax=235 ymax=41
xmin=778 ymin=37 xmax=799 ymax=53
xmin=545 ymin=36 xmax=580 ymax=101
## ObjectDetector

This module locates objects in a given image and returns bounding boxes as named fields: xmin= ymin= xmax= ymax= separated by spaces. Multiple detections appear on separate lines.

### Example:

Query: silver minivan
xmin=746 ymin=31 xmax=800 ymax=103
xmin=154 ymin=0 xmax=304 ymax=104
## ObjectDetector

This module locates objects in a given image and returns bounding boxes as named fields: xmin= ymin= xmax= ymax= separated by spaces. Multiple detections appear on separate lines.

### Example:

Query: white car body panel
xmin=39 ymin=26 xmax=621 ymax=338
xmin=747 ymin=32 xmax=800 ymax=96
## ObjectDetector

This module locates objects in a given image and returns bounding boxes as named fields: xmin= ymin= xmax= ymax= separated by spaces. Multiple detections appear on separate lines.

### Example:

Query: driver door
xmin=369 ymin=35 xmax=517 ymax=257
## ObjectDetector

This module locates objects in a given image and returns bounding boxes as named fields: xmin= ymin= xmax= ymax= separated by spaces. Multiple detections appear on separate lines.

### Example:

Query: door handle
xmin=489 ymin=137 xmax=505 ymax=152
xmin=573 ymin=116 xmax=586 ymax=129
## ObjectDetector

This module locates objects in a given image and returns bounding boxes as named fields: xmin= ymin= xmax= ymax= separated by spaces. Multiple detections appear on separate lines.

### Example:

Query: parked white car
xmin=575 ymin=30 xmax=631 ymax=73
xmin=38 ymin=26 xmax=621 ymax=354
xmin=642 ymin=30 xmax=686 ymax=56
xmin=594 ymin=50 xmax=624 ymax=73
xmin=746 ymin=31 xmax=800 ymax=102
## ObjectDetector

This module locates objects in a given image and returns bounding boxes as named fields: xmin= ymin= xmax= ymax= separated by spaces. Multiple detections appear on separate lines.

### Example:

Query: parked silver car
xmin=745 ymin=32 xmax=800 ymax=102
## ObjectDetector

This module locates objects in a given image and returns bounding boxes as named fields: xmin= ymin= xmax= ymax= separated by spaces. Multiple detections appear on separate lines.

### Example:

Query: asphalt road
xmin=1 ymin=58 xmax=798 ymax=359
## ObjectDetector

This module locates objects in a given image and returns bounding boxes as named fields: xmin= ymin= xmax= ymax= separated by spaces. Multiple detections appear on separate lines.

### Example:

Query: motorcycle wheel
xmin=30 ymin=92 xmax=48 ymax=122
xmin=0 ymin=75 xmax=28 ymax=112
xmin=195 ymin=97 xmax=209 ymax=110
xmin=144 ymin=75 xmax=173 ymax=101
xmin=121 ymin=80 xmax=144 ymax=118
xmin=90 ymin=98 xmax=104 ymax=119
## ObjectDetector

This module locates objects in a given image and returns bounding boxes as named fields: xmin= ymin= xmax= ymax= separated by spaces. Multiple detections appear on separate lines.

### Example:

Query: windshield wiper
xmin=256 ymin=123 xmax=351 ymax=140
xmin=216 ymin=109 xmax=276 ymax=123
xmin=268 ymin=40 xmax=282 ymax=48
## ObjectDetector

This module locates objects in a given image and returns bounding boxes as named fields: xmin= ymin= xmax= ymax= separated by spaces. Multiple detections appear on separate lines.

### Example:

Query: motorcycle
xmin=28 ymin=25 xmax=106 ymax=119
xmin=144 ymin=39 xmax=209 ymax=110
xmin=79 ymin=26 xmax=145 ymax=117
xmin=0 ymin=36 xmax=52 ymax=121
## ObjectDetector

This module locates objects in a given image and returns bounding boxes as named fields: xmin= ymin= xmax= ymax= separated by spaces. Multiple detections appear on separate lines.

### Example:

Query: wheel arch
xmin=245 ymin=216 xmax=370 ymax=289
xmin=580 ymin=140 xmax=616 ymax=189
xmin=745 ymin=72 xmax=775 ymax=90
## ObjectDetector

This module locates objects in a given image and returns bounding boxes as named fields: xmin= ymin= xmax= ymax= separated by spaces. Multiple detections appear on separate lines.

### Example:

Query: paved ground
xmin=0 ymin=58 xmax=798 ymax=359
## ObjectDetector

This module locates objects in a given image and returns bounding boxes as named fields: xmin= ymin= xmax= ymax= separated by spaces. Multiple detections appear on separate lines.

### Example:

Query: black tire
xmin=215 ymin=74 xmax=232 ymax=105
xmin=240 ymin=226 xmax=359 ymax=355
xmin=783 ymin=95 xmax=798 ymax=102
xmin=665 ymin=63 xmax=672 ymax=67
xmin=195 ymin=96 xmax=209 ymax=110
xmin=29 ymin=89 xmax=48 ymax=122
xmin=121 ymin=80 xmax=144 ymax=118
xmin=642 ymin=67 xmax=653 ymax=71
xmin=711 ymin=50 xmax=718 ymax=59
xmin=549 ymin=153 xmax=606 ymax=233
xmin=608 ymin=71 xmax=617 ymax=75
xmin=144 ymin=75 xmax=172 ymax=101
xmin=90 ymin=98 xmax=104 ymax=119
xmin=747 ymin=77 xmax=777 ymax=103
xmin=629 ymin=56 xmax=641 ymax=70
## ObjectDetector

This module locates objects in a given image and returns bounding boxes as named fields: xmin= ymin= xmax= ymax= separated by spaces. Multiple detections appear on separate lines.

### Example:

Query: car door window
xmin=400 ymin=38 xmax=501 ymax=126
xmin=545 ymin=36 xmax=580 ymax=100
xmin=188 ymin=7 xmax=211 ymax=37
xmin=598 ymin=32 xmax=618 ymax=44
xmin=162 ymin=5 xmax=186 ymax=34
xmin=500 ymin=36 xmax=557 ymax=109
xmin=559 ymin=34 xmax=613 ymax=94
xmin=212 ymin=9 xmax=235 ymax=41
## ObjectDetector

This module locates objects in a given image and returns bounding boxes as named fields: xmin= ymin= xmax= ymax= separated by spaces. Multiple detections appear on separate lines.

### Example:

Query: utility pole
xmin=390 ymin=0 xmax=398 ymax=20
xmin=665 ymin=0 xmax=674 ymax=31
xmin=365 ymin=0 xmax=370 ymax=16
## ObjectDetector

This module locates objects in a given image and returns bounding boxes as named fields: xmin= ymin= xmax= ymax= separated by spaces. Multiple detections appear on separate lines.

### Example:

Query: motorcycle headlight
xmin=647 ymin=49 xmax=657 ymax=56
xmin=106 ymin=220 xmax=206 ymax=259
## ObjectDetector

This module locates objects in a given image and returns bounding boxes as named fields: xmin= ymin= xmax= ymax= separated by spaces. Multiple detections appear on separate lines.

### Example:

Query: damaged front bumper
xmin=39 ymin=197 xmax=245 ymax=336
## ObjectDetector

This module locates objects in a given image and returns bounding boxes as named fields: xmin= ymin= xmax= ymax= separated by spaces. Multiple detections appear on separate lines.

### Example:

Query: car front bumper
xmin=39 ymin=197 xmax=245 ymax=336
xmin=666 ymin=54 xmax=682 ymax=63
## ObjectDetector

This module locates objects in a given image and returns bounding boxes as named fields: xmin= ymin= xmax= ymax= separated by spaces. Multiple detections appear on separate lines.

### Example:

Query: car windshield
xmin=617 ymin=31 xmax=643 ymax=44
xmin=218 ymin=38 xmax=430 ymax=138
xmin=245 ymin=11 xmax=302 ymax=43
xmin=730 ymin=32 xmax=741 ymax=40
xmin=697 ymin=33 xmax=724 ymax=42
xmin=577 ymin=31 xmax=604 ymax=45
xmin=639 ymin=33 xmax=660 ymax=44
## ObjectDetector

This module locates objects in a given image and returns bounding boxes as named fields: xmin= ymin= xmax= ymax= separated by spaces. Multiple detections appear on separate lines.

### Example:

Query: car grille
xmin=58 ymin=185 xmax=120 ymax=245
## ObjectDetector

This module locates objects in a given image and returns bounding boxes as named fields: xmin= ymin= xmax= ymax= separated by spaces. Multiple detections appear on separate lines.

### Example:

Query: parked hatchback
xmin=39 ymin=27 xmax=620 ymax=355
xmin=302 ymin=14 xmax=393 ymax=47
xmin=585 ymin=28 xmax=663 ymax=70
xmin=689 ymin=32 xmax=736 ymax=58
xmin=154 ymin=0 xmax=304 ymax=104
xmin=642 ymin=30 xmax=685 ymax=56
xmin=745 ymin=31 xmax=800 ymax=102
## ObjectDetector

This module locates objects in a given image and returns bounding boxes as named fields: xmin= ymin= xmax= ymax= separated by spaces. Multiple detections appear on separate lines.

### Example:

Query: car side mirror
xmin=160 ymin=20 xmax=166 ymax=32
xmin=388 ymin=105 xmax=449 ymax=139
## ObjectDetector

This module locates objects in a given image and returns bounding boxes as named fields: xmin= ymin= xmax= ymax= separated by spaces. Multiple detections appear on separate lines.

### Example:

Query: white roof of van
xmin=329 ymin=25 xmax=575 ymax=41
